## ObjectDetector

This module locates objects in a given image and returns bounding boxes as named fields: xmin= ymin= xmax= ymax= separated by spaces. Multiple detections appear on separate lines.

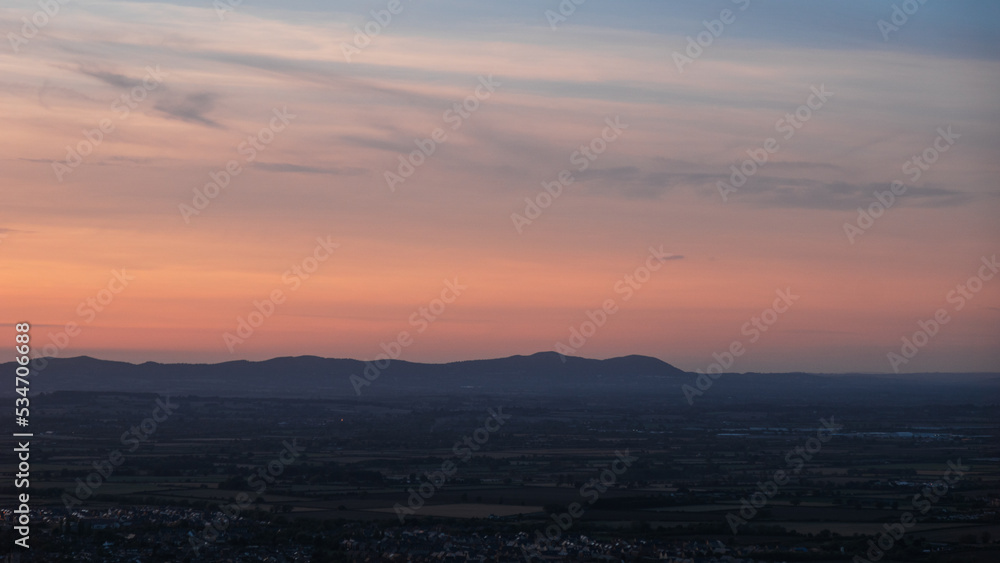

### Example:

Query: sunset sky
xmin=2 ymin=0 xmax=998 ymax=373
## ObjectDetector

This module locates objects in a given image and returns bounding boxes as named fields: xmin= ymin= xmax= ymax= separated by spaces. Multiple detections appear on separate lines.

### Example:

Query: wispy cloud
xmin=735 ymin=180 xmax=975 ymax=210
xmin=154 ymin=92 xmax=222 ymax=128
xmin=253 ymin=162 xmax=366 ymax=175
xmin=76 ymin=65 xmax=148 ymax=89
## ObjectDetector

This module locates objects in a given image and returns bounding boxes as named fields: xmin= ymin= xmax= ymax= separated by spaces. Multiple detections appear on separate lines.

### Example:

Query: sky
xmin=2 ymin=0 xmax=998 ymax=373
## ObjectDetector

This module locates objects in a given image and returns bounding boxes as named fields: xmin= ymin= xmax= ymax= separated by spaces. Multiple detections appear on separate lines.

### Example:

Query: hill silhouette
xmin=6 ymin=353 xmax=997 ymax=405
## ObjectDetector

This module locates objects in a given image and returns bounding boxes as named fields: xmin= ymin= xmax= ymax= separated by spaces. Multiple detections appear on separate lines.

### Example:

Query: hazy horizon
xmin=16 ymin=350 xmax=1000 ymax=376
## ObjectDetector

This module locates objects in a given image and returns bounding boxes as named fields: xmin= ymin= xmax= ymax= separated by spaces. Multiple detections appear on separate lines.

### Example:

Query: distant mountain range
xmin=6 ymin=352 xmax=998 ymax=405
